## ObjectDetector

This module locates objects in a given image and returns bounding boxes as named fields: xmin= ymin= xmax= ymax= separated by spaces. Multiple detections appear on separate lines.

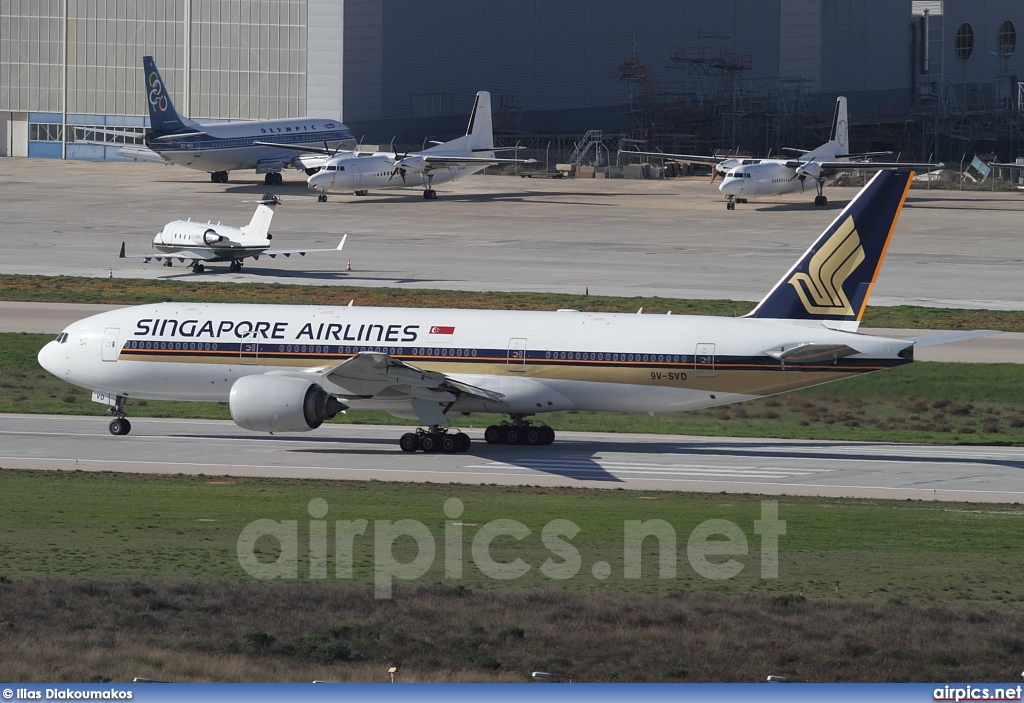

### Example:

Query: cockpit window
xmin=54 ymin=332 xmax=68 ymax=343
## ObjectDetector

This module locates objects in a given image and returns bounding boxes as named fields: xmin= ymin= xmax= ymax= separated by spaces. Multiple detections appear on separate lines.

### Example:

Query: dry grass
xmin=1 ymin=579 xmax=1022 ymax=683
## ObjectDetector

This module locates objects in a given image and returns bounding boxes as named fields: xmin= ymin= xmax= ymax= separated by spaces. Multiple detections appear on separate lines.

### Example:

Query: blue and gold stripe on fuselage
xmin=118 ymin=340 xmax=907 ymax=396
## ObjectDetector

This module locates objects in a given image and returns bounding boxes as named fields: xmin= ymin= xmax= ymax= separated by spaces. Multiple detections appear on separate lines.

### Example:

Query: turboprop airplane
xmin=623 ymin=97 xmax=938 ymax=209
xmin=131 ymin=56 xmax=356 ymax=185
xmin=117 ymin=193 xmax=346 ymax=273
xmin=39 ymin=169 xmax=982 ymax=453
xmin=295 ymin=91 xmax=536 ymax=201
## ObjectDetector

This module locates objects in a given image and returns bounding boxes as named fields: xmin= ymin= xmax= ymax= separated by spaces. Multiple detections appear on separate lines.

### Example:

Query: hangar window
xmin=955 ymin=23 xmax=974 ymax=61
xmin=998 ymin=20 xmax=1016 ymax=58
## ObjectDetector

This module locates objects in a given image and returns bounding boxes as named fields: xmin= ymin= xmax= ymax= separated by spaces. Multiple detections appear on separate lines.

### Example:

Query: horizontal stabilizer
xmin=902 ymin=329 xmax=1001 ymax=348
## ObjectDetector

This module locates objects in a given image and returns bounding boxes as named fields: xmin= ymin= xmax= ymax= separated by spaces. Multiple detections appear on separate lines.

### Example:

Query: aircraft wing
xmin=316 ymin=351 xmax=504 ymax=404
xmin=118 ymin=243 xmax=218 ymax=262
xmin=619 ymin=149 xmax=725 ymax=165
xmin=816 ymin=161 xmax=943 ymax=171
xmin=250 ymin=235 xmax=347 ymax=260
xmin=422 ymin=155 xmax=538 ymax=165
xmin=116 ymin=145 xmax=170 ymax=164
xmin=252 ymin=140 xmax=345 ymax=156
xmin=278 ymin=351 xmax=506 ymax=423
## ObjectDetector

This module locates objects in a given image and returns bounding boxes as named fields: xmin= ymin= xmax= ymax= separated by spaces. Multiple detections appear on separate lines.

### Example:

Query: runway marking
xmin=463 ymin=460 xmax=833 ymax=480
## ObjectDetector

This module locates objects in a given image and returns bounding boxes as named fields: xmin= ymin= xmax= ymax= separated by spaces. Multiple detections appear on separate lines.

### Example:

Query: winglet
xmin=119 ymin=242 xmax=126 ymax=258
xmin=746 ymin=169 xmax=913 ymax=326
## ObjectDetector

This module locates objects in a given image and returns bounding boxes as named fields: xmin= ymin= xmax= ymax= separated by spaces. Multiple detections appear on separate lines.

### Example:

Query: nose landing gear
xmin=107 ymin=395 xmax=132 ymax=436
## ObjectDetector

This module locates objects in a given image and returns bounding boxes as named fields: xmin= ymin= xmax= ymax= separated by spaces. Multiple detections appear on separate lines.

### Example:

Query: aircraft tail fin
xmin=465 ymin=91 xmax=494 ymax=151
xmin=241 ymin=193 xmax=280 ymax=240
xmin=827 ymin=96 xmax=848 ymax=156
xmin=142 ymin=56 xmax=198 ymax=133
xmin=746 ymin=169 xmax=913 ymax=326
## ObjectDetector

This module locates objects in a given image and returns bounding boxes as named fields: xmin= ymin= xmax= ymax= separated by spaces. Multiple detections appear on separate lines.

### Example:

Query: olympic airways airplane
xmin=296 ymin=92 xmax=536 ymax=201
xmin=117 ymin=194 xmax=346 ymax=273
xmin=131 ymin=57 xmax=356 ymax=185
xmin=623 ymin=97 xmax=938 ymax=209
xmin=38 ymin=169 xmax=972 ymax=453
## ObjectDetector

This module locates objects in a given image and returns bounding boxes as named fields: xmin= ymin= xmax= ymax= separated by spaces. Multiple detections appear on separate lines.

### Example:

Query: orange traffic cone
xmin=346 ymin=260 xmax=352 ymax=271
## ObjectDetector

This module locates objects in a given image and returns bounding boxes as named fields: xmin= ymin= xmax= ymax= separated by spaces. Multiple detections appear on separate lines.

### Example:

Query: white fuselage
xmin=38 ymin=303 xmax=912 ymax=421
xmin=719 ymin=160 xmax=826 ymax=199
xmin=148 ymin=118 xmax=356 ymax=172
xmin=307 ymin=152 xmax=483 ymax=194
xmin=151 ymin=221 xmax=268 ymax=261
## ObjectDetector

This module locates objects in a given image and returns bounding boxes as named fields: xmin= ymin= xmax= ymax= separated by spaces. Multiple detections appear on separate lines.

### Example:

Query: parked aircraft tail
xmin=142 ymin=56 xmax=200 ymax=133
xmin=465 ymin=91 xmax=494 ymax=151
xmin=805 ymin=96 xmax=848 ymax=159
xmin=241 ymin=193 xmax=281 ymax=240
xmin=746 ymin=168 xmax=912 ymax=327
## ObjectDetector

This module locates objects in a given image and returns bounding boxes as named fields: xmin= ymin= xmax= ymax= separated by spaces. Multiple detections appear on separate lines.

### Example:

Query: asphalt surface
xmin=2 ymin=415 xmax=1022 ymax=503
xmin=1 ymin=159 xmax=1023 ymax=309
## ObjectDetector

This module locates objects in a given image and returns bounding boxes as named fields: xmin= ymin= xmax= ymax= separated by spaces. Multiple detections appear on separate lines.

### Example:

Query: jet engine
xmin=202 ymin=229 xmax=226 ymax=246
xmin=229 ymin=375 xmax=347 ymax=433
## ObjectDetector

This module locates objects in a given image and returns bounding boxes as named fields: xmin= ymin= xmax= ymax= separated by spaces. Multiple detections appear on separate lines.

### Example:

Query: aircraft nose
xmin=37 ymin=340 xmax=65 ymax=378
xmin=307 ymin=172 xmax=328 ymax=191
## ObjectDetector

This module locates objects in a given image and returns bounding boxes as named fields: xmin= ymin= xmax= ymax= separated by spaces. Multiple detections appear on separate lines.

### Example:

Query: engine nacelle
xmin=202 ymin=228 xmax=226 ymax=246
xmin=795 ymin=162 xmax=822 ymax=180
xmin=229 ymin=375 xmax=346 ymax=433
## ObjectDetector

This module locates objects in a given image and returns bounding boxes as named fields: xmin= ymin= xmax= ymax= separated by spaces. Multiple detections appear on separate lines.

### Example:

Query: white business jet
xmin=290 ymin=91 xmax=535 ymax=201
xmin=624 ymin=97 xmax=938 ymax=209
xmin=40 ymin=169 xmax=986 ymax=452
xmin=126 ymin=57 xmax=356 ymax=185
xmin=118 ymin=193 xmax=346 ymax=273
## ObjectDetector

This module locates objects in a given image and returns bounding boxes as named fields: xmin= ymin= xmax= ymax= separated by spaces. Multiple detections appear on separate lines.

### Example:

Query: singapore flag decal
xmin=429 ymin=325 xmax=455 ymax=335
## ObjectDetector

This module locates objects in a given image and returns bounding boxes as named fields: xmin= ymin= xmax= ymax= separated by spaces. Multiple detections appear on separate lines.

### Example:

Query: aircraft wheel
xmin=399 ymin=433 xmax=419 ymax=453
xmin=317 ymin=193 xmax=327 ymax=203
xmin=429 ymin=189 xmax=438 ymax=200
xmin=820 ymin=195 xmax=827 ymax=206
xmin=484 ymin=425 xmax=504 ymax=444
xmin=195 ymin=264 xmax=205 ymax=273
xmin=726 ymin=202 xmax=735 ymax=210
xmin=163 ymin=260 xmax=172 ymax=267
xmin=355 ymin=190 xmax=368 ymax=196
xmin=109 ymin=418 xmax=131 ymax=436
xmin=441 ymin=434 xmax=459 ymax=453
xmin=541 ymin=426 xmax=555 ymax=445
xmin=525 ymin=427 xmax=542 ymax=445
xmin=420 ymin=433 xmax=440 ymax=453
xmin=265 ymin=173 xmax=275 ymax=185
xmin=455 ymin=432 xmax=471 ymax=452
xmin=210 ymin=172 xmax=218 ymax=183
xmin=505 ymin=427 xmax=522 ymax=445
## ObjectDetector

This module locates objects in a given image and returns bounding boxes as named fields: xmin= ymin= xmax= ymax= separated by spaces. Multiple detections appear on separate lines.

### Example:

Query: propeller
xmin=388 ymin=147 xmax=412 ymax=183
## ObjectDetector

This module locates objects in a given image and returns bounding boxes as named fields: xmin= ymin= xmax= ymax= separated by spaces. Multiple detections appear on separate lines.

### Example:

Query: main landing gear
xmin=264 ymin=172 xmax=283 ymax=186
xmin=422 ymin=188 xmax=437 ymax=200
xmin=399 ymin=427 xmax=471 ymax=453
xmin=190 ymin=261 xmax=206 ymax=273
xmin=229 ymin=260 xmax=244 ymax=272
xmin=107 ymin=395 xmax=131 ymax=436
xmin=317 ymin=192 xmax=328 ymax=202
xmin=355 ymin=190 xmax=369 ymax=196
xmin=813 ymin=178 xmax=828 ymax=206
xmin=210 ymin=171 xmax=229 ymax=183
xmin=484 ymin=418 xmax=555 ymax=446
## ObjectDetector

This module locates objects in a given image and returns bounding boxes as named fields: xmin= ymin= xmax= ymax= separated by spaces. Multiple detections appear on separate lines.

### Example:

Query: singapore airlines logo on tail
xmin=787 ymin=216 xmax=865 ymax=316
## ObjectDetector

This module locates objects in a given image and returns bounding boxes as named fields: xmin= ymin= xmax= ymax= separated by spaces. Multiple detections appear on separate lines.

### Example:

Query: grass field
xmin=2 ymin=470 xmax=1023 ymax=602
xmin=2 ymin=470 xmax=1024 ymax=682
xmin=6 ymin=331 xmax=1024 ymax=444
xmin=2 ymin=274 xmax=1023 ymax=332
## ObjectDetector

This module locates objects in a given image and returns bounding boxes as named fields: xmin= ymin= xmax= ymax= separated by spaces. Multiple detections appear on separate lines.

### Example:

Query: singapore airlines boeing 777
xmin=39 ymin=169 xmax=964 ymax=453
